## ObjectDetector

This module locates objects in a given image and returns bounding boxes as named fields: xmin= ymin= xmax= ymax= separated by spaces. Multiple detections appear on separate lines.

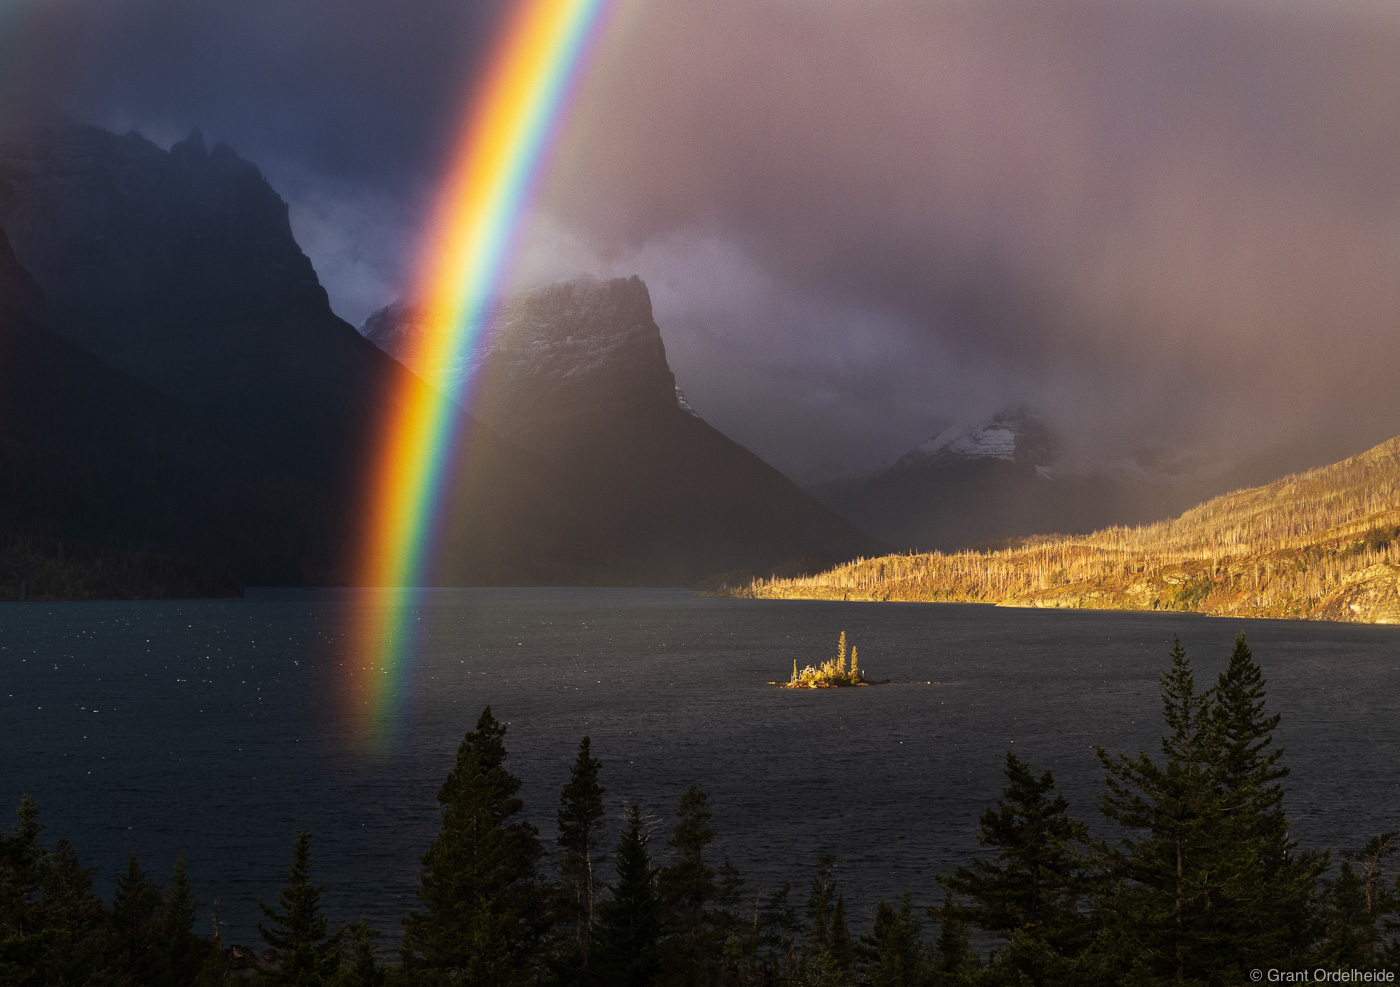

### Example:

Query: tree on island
xmin=400 ymin=705 xmax=544 ymax=985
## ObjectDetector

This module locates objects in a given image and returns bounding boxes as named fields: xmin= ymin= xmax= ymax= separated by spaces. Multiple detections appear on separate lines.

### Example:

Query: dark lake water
xmin=3 ymin=588 xmax=1399 ymax=946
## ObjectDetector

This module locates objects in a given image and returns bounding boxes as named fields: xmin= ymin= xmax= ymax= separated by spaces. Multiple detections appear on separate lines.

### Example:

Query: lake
xmin=3 ymin=588 xmax=1398 ymax=946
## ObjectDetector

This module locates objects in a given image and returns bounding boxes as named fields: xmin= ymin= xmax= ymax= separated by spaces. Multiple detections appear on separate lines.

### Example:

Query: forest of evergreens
xmin=3 ymin=636 xmax=1397 ymax=986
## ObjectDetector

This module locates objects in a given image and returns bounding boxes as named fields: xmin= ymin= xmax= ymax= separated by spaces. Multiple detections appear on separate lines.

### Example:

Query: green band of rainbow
xmin=350 ymin=0 xmax=616 ymax=745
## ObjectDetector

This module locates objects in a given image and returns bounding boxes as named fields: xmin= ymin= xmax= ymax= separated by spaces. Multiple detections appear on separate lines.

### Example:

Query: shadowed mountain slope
xmin=734 ymin=435 xmax=1400 ymax=623
xmin=364 ymin=277 xmax=878 ymax=584
xmin=0 ymin=225 xmax=315 ymax=589
xmin=0 ymin=124 xmax=608 ymax=586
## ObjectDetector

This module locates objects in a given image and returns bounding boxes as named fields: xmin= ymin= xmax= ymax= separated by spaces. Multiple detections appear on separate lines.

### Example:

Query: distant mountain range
xmin=0 ymin=121 xmax=874 ymax=592
xmin=811 ymin=408 xmax=1225 ymax=552
xmin=732 ymin=434 xmax=1400 ymax=624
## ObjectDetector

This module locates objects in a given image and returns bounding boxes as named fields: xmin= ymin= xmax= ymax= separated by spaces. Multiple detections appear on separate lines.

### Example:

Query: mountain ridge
xmin=731 ymin=434 xmax=1400 ymax=623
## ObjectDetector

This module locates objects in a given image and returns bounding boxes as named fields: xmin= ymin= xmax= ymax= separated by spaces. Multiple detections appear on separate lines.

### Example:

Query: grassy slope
xmin=729 ymin=436 xmax=1400 ymax=624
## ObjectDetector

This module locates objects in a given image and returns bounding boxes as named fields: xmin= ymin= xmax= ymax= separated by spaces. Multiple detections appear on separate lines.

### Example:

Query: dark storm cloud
xmin=545 ymin=0 xmax=1400 ymax=470
xmin=6 ymin=0 xmax=1400 ymax=475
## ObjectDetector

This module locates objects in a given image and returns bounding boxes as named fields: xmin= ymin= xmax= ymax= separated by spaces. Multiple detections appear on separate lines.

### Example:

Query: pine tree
xmin=1096 ymin=636 xmax=1320 ymax=984
xmin=0 ymin=796 xmax=47 ymax=984
xmin=1097 ymin=638 xmax=1225 ymax=985
xmin=859 ymin=890 xmax=933 ymax=987
xmin=556 ymin=736 xmax=607 ymax=975
xmin=109 ymin=853 xmax=163 ymax=983
xmin=37 ymin=837 xmax=109 ymax=985
xmin=257 ymin=831 xmax=341 ymax=986
xmin=401 ymin=705 xmax=543 ymax=985
xmin=657 ymin=784 xmax=721 ymax=986
xmin=1316 ymin=834 xmax=1397 ymax=969
xmin=940 ymin=750 xmax=1095 ymax=985
xmin=593 ymin=803 xmax=662 ymax=987
xmin=157 ymin=855 xmax=211 ymax=987
xmin=802 ymin=855 xmax=855 ymax=985
xmin=929 ymin=890 xmax=979 ymax=986
xmin=837 ymin=632 xmax=848 ymax=675
xmin=338 ymin=919 xmax=386 ymax=987
xmin=1208 ymin=633 xmax=1325 ymax=968
xmin=1316 ymin=861 xmax=1373 ymax=968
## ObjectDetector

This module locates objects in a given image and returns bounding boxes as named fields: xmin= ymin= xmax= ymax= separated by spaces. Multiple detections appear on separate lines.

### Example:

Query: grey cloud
xmin=6 ymin=0 xmax=1400 ymax=474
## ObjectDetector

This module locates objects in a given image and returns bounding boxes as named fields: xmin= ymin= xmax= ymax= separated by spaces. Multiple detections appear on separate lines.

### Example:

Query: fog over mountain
xmin=6 ymin=0 xmax=1400 ymax=478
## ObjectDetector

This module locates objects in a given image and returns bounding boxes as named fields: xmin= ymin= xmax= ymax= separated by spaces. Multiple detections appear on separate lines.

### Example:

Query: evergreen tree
xmin=0 ymin=796 xmax=47 ymax=984
xmin=1316 ymin=834 xmax=1397 ymax=969
xmin=715 ymin=866 xmax=802 ymax=987
xmin=556 ymin=736 xmax=606 ymax=976
xmin=859 ymin=889 xmax=933 ymax=987
xmin=1096 ymin=636 xmax=1321 ymax=984
xmin=1316 ymin=860 xmax=1373 ymax=968
xmin=337 ymin=919 xmax=386 ymax=987
xmin=1096 ymin=638 xmax=1226 ymax=985
xmin=256 ymin=830 xmax=341 ymax=986
xmin=593 ymin=803 xmax=662 ymax=987
xmin=109 ymin=853 xmax=163 ymax=983
xmin=157 ymin=855 xmax=211 ymax=987
xmin=401 ymin=705 xmax=543 ymax=985
xmin=802 ymin=855 xmax=855 ymax=985
xmin=1209 ymin=633 xmax=1324 ymax=967
xmin=929 ymin=891 xmax=979 ymax=987
xmin=37 ymin=837 xmax=110 ymax=986
xmin=657 ymin=784 xmax=722 ymax=986
xmin=941 ymin=750 xmax=1096 ymax=985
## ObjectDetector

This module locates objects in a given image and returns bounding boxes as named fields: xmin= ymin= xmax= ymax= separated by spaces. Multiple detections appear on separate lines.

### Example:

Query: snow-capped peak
xmin=887 ymin=408 xmax=1059 ymax=474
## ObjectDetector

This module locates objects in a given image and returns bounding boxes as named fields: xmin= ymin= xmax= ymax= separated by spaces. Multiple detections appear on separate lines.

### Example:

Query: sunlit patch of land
xmin=728 ymin=437 xmax=1400 ymax=624
xmin=779 ymin=632 xmax=887 ymax=687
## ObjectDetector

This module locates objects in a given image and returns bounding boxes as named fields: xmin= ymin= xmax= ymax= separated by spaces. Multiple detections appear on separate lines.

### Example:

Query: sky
xmin=5 ymin=0 xmax=1400 ymax=479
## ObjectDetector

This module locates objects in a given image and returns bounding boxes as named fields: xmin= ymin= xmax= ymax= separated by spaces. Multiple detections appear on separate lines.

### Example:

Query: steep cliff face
xmin=0 ymin=123 xmax=612 ymax=586
xmin=365 ymin=276 xmax=680 ymax=445
xmin=365 ymin=277 xmax=878 ymax=583
xmin=0 ymin=123 xmax=403 ymax=484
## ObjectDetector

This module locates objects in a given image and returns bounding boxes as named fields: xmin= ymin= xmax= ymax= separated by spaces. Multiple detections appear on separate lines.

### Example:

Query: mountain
xmin=362 ymin=277 xmax=878 ymax=584
xmin=0 ymin=122 xmax=614 ymax=586
xmin=733 ymin=435 xmax=1400 ymax=623
xmin=0 ymin=121 xmax=871 ymax=587
xmin=817 ymin=408 xmax=1220 ymax=552
xmin=0 ymin=224 xmax=311 ymax=590
xmin=0 ymin=123 xmax=406 ymax=486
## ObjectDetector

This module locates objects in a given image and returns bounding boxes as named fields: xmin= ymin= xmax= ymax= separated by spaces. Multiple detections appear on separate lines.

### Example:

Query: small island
xmin=781 ymin=632 xmax=885 ymax=688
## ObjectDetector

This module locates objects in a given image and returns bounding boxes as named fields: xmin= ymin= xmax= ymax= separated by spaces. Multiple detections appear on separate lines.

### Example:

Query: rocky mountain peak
xmin=888 ymin=407 xmax=1060 ymax=475
xmin=362 ymin=275 xmax=684 ymax=437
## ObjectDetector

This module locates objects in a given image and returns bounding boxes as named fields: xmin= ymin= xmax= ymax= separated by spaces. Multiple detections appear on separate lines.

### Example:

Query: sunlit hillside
xmin=724 ymin=437 xmax=1400 ymax=623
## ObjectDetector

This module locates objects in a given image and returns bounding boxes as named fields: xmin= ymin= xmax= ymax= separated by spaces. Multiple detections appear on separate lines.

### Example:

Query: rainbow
xmin=349 ymin=0 xmax=616 ymax=744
